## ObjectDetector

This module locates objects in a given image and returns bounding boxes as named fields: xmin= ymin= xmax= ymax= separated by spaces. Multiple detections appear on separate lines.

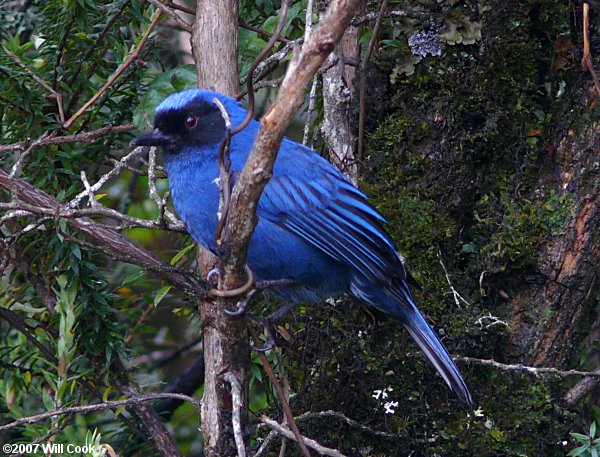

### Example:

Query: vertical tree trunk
xmin=190 ymin=2 xmax=249 ymax=455
xmin=191 ymin=0 xmax=239 ymax=96
xmin=321 ymin=6 xmax=360 ymax=184
xmin=506 ymin=115 xmax=600 ymax=368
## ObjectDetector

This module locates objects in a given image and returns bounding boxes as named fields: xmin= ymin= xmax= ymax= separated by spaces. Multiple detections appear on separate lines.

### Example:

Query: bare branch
xmin=260 ymin=416 xmax=347 ymax=457
xmin=146 ymin=0 xmax=192 ymax=32
xmin=249 ymin=326 xmax=311 ymax=457
xmin=455 ymin=356 xmax=600 ymax=378
xmin=0 ymin=124 xmax=135 ymax=153
xmin=564 ymin=367 xmax=600 ymax=405
xmin=148 ymin=146 xmax=179 ymax=225
xmin=351 ymin=8 xmax=433 ymax=26
xmin=220 ymin=0 xmax=362 ymax=290
xmin=9 ymin=132 xmax=55 ymax=178
xmin=2 ymin=46 xmax=65 ymax=123
xmin=224 ymin=372 xmax=247 ymax=457
xmin=357 ymin=0 xmax=387 ymax=160
xmin=63 ymin=10 xmax=162 ymax=129
xmin=0 ymin=168 xmax=199 ymax=296
xmin=0 ymin=393 xmax=201 ymax=433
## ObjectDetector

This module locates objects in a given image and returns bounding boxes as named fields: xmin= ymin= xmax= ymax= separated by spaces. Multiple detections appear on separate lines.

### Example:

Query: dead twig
xmin=249 ymin=326 xmax=311 ymax=457
xmin=2 ymin=47 xmax=65 ymax=123
xmin=0 ymin=124 xmax=135 ymax=153
xmin=224 ymin=372 xmax=247 ymax=457
xmin=260 ymin=416 xmax=347 ymax=457
xmin=357 ymin=0 xmax=388 ymax=160
xmin=455 ymin=356 xmax=600 ymax=378
xmin=146 ymin=0 xmax=192 ymax=32
xmin=0 ymin=393 xmax=201 ymax=433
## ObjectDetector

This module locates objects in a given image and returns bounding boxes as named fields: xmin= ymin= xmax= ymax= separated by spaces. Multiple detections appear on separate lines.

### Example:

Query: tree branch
xmin=455 ymin=356 xmax=600 ymax=378
xmin=0 ymin=393 xmax=200 ymax=433
xmin=219 ymin=0 xmax=362 ymax=291
xmin=0 ymin=168 xmax=201 ymax=297
xmin=0 ymin=124 xmax=135 ymax=153
xmin=260 ymin=416 xmax=347 ymax=457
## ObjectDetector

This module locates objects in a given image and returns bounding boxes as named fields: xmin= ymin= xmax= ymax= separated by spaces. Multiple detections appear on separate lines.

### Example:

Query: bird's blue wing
xmin=258 ymin=141 xmax=407 ymax=285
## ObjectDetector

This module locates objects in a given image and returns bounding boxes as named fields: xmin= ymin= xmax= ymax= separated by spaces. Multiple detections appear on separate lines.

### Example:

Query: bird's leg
xmin=224 ymin=278 xmax=296 ymax=317
xmin=255 ymin=278 xmax=296 ymax=290
xmin=250 ymin=301 xmax=299 ymax=352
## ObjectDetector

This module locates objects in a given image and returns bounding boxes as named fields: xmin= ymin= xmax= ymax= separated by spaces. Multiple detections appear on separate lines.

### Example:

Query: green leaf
xmin=170 ymin=243 xmax=195 ymax=265
xmin=132 ymin=65 xmax=197 ymax=130
xmin=154 ymin=285 xmax=173 ymax=307
xmin=568 ymin=445 xmax=590 ymax=457
xmin=591 ymin=422 xmax=597 ymax=438
xmin=122 ymin=269 xmax=145 ymax=286
xmin=571 ymin=433 xmax=591 ymax=442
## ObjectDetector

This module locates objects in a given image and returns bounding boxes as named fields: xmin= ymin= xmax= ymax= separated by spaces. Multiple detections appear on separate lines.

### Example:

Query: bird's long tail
xmin=388 ymin=282 xmax=473 ymax=407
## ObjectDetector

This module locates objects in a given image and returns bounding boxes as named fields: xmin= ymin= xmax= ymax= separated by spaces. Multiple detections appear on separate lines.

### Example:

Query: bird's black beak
xmin=129 ymin=128 xmax=173 ymax=148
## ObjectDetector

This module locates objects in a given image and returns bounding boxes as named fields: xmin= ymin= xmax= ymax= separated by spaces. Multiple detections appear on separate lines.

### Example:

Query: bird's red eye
xmin=185 ymin=115 xmax=198 ymax=129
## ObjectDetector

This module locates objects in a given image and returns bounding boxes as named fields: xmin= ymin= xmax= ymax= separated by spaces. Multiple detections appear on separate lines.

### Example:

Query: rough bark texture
xmin=190 ymin=1 xmax=248 ymax=455
xmin=322 ymin=44 xmax=358 ymax=184
xmin=191 ymin=0 xmax=239 ymax=96
xmin=320 ymin=3 xmax=360 ymax=184
xmin=508 ymin=123 xmax=599 ymax=367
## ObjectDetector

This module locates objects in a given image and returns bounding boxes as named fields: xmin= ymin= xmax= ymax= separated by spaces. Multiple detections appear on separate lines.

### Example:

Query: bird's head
xmin=130 ymin=89 xmax=245 ymax=151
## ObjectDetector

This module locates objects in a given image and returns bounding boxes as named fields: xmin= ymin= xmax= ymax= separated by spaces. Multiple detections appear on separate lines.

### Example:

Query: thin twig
xmin=240 ymin=20 xmax=290 ymax=43
xmin=146 ymin=0 xmax=192 ymax=32
xmin=295 ymin=410 xmax=400 ymax=438
xmin=9 ymin=132 xmax=55 ymax=178
xmin=455 ymin=356 xmax=600 ymax=378
xmin=357 ymin=0 xmax=388 ymax=160
xmin=564 ymin=367 xmax=600 ymax=405
xmin=164 ymin=1 xmax=194 ymax=15
xmin=69 ymin=146 xmax=145 ymax=208
xmin=249 ymin=326 xmax=311 ymax=457
xmin=148 ymin=146 xmax=179 ymax=224
xmin=253 ymin=429 xmax=279 ymax=457
xmin=224 ymin=372 xmax=247 ymax=457
xmin=0 ymin=393 xmax=201 ymax=433
xmin=260 ymin=416 xmax=346 ymax=457
xmin=0 ymin=124 xmax=135 ymax=153
xmin=302 ymin=0 xmax=317 ymax=146
xmin=2 ymin=47 xmax=65 ymax=123
xmin=437 ymin=249 xmax=471 ymax=308
xmin=1 ymin=201 xmax=184 ymax=232
xmin=351 ymin=8 xmax=432 ymax=26
xmin=63 ymin=10 xmax=162 ymax=129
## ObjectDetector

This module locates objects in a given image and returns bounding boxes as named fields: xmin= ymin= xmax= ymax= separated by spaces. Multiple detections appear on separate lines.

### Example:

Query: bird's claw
xmin=224 ymin=289 xmax=256 ymax=317
xmin=250 ymin=318 xmax=277 ymax=352
xmin=206 ymin=267 xmax=220 ymax=287
xmin=251 ymin=336 xmax=275 ymax=353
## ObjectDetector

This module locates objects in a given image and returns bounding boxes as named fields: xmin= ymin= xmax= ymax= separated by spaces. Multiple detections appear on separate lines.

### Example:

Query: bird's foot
xmin=206 ymin=267 xmax=220 ymax=287
xmin=224 ymin=289 xmax=257 ymax=317
xmin=249 ymin=316 xmax=277 ymax=353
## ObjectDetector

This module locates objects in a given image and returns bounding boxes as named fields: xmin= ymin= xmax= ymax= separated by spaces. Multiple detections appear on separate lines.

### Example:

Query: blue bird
xmin=130 ymin=88 xmax=473 ymax=406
